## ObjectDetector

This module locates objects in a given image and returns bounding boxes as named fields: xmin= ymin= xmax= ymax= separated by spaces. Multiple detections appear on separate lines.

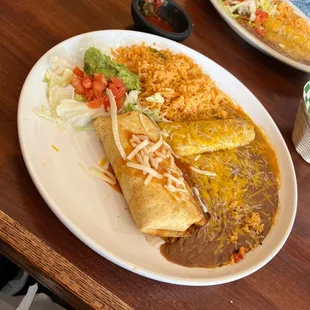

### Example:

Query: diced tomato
xmin=234 ymin=253 xmax=243 ymax=263
xmin=110 ymin=77 xmax=125 ymax=89
xmin=255 ymin=26 xmax=265 ymax=37
xmin=92 ymin=80 xmax=105 ymax=99
xmin=224 ymin=0 xmax=230 ymax=5
xmin=94 ymin=73 xmax=108 ymax=87
xmin=116 ymin=97 xmax=125 ymax=109
xmin=85 ymin=88 xmax=94 ymax=100
xmin=256 ymin=9 xmax=269 ymax=22
xmin=73 ymin=67 xmax=84 ymax=78
xmin=108 ymin=82 xmax=117 ymax=92
xmin=87 ymin=98 xmax=104 ymax=109
xmin=255 ymin=16 xmax=261 ymax=28
xmin=109 ymin=77 xmax=126 ymax=100
xmin=102 ymin=95 xmax=110 ymax=110
xmin=154 ymin=0 xmax=164 ymax=10
xmin=113 ymin=87 xmax=126 ymax=100
xmin=82 ymin=76 xmax=92 ymax=89
xmin=71 ymin=75 xmax=85 ymax=95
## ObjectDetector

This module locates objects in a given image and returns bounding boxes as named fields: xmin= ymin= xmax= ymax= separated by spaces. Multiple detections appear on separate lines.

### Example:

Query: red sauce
xmin=140 ymin=0 xmax=174 ymax=32
xmin=145 ymin=15 xmax=174 ymax=32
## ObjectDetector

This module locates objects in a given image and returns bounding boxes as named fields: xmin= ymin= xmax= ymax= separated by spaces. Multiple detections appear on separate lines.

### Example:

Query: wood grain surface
xmin=0 ymin=0 xmax=310 ymax=309
xmin=0 ymin=211 xmax=133 ymax=310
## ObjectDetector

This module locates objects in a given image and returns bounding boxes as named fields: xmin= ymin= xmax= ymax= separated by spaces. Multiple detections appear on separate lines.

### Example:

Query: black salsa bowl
xmin=131 ymin=0 xmax=193 ymax=42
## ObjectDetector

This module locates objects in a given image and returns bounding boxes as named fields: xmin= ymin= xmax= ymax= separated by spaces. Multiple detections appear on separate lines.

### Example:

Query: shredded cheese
xmin=164 ymin=185 xmax=187 ymax=193
xmin=139 ymin=112 xmax=147 ymax=130
xmin=106 ymin=88 xmax=126 ymax=160
xmin=89 ymin=167 xmax=116 ymax=185
xmin=148 ymin=135 xmax=163 ymax=152
xmin=154 ymin=157 xmax=163 ymax=163
xmin=144 ymin=174 xmax=153 ymax=185
xmin=191 ymin=166 xmax=216 ymax=177
xmin=125 ymin=129 xmax=188 ymax=194
xmin=193 ymin=187 xmax=208 ymax=212
xmin=127 ymin=139 xmax=149 ymax=160
xmin=163 ymin=141 xmax=178 ymax=158
xmin=126 ymin=162 xmax=163 ymax=179
xmin=131 ymin=134 xmax=141 ymax=143
xmin=194 ymin=155 xmax=201 ymax=162
xmin=163 ymin=173 xmax=182 ymax=185
xmin=136 ymin=153 xmax=143 ymax=164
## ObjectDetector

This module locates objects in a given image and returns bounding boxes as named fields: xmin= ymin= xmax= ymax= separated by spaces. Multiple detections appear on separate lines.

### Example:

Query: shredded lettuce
xmin=44 ymin=56 xmax=74 ymax=89
xmin=258 ymin=0 xmax=278 ymax=16
xmin=56 ymin=99 xmax=108 ymax=129
xmin=49 ymin=57 xmax=75 ymax=74
xmin=48 ymin=86 xmax=75 ymax=117
xmin=44 ymin=68 xmax=73 ymax=88
xmin=74 ymin=94 xmax=85 ymax=102
xmin=122 ymin=90 xmax=165 ymax=122
xmin=221 ymin=0 xmax=256 ymax=21
xmin=37 ymin=57 xmax=104 ymax=131
xmin=221 ymin=0 xmax=278 ymax=20
xmin=146 ymin=93 xmax=165 ymax=104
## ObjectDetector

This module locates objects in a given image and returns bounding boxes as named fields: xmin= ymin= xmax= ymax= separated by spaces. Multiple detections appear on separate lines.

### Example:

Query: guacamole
xmin=83 ymin=47 xmax=140 ymax=91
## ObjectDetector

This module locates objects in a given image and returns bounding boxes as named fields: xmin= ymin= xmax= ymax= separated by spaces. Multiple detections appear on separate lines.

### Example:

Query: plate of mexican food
xmin=209 ymin=0 xmax=310 ymax=72
xmin=18 ymin=30 xmax=297 ymax=285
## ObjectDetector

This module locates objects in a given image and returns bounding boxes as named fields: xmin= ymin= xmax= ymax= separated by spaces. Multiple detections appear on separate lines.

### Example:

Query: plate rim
xmin=209 ymin=0 xmax=310 ymax=73
xmin=17 ymin=29 xmax=298 ymax=286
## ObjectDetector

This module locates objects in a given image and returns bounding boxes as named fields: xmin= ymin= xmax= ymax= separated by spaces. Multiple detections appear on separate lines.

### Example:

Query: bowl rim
xmin=131 ymin=0 xmax=193 ymax=39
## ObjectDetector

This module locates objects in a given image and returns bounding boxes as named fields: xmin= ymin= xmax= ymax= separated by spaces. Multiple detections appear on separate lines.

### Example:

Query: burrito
xmin=94 ymin=111 xmax=206 ymax=237
xmin=158 ymin=119 xmax=255 ymax=157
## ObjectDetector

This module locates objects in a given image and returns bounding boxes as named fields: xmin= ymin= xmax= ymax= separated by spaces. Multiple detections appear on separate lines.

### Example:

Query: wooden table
xmin=1 ymin=0 xmax=310 ymax=309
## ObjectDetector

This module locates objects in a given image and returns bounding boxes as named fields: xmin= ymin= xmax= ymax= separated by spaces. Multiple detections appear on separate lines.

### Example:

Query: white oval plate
xmin=18 ymin=30 xmax=297 ymax=286
xmin=209 ymin=0 xmax=310 ymax=72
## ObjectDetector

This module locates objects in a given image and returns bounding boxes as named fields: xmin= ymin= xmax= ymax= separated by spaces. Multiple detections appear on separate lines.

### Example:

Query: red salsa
xmin=145 ymin=15 xmax=174 ymax=32
xmin=140 ymin=0 xmax=175 ymax=32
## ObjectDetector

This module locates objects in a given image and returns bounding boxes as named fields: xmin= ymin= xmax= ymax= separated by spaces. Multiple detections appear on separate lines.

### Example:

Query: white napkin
xmin=0 ymin=284 xmax=65 ymax=310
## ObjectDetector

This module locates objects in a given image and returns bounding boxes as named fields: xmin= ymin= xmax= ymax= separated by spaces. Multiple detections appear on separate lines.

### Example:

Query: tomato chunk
xmin=116 ymin=97 xmax=125 ymax=109
xmin=82 ymin=76 xmax=92 ymax=89
xmin=92 ymin=80 xmax=105 ymax=99
xmin=113 ymin=87 xmax=126 ymax=100
xmin=109 ymin=77 xmax=126 ymax=100
xmin=110 ymin=77 xmax=125 ymax=88
xmin=85 ymin=88 xmax=94 ymax=100
xmin=94 ymin=73 xmax=108 ymax=87
xmin=102 ymin=95 xmax=110 ymax=110
xmin=73 ymin=67 xmax=84 ymax=78
xmin=71 ymin=75 xmax=85 ymax=94
xmin=87 ymin=98 xmax=104 ymax=109
xmin=108 ymin=82 xmax=117 ymax=92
